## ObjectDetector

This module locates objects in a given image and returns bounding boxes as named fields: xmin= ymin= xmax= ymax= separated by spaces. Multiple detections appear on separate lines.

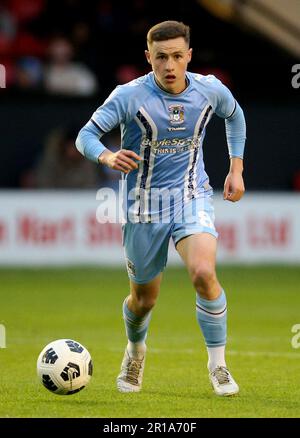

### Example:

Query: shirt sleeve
xmin=225 ymin=101 xmax=247 ymax=158
xmin=212 ymin=76 xmax=236 ymax=119
xmin=75 ymin=120 xmax=107 ymax=163
xmin=75 ymin=84 xmax=129 ymax=163
xmin=209 ymin=75 xmax=246 ymax=158
xmin=91 ymin=85 xmax=129 ymax=133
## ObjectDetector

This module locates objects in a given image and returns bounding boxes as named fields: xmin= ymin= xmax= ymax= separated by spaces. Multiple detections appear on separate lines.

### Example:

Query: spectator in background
xmin=33 ymin=126 xmax=103 ymax=189
xmin=44 ymin=36 xmax=98 ymax=96
xmin=71 ymin=21 xmax=98 ymax=74
xmin=0 ymin=1 xmax=17 ymax=87
xmin=115 ymin=64 xmax=143 ymax=84
xmin=0 ymin=2 xmax=17 ymax=43
xmin=14 ymin=56 xmax=43 ymax=90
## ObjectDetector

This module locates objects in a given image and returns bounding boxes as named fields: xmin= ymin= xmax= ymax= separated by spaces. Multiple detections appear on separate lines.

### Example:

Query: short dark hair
xmin=147 ymin=21 xmax=190 ymax=47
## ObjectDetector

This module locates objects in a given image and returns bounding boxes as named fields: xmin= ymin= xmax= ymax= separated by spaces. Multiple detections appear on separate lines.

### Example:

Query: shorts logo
xmin=169 ymin=104 xmax=184 ymax=124
xmin=126 ymin=258 xmax=136 ymax=277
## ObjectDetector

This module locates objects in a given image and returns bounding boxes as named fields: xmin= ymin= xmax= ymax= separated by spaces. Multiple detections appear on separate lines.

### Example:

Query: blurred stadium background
xmin=1 ymin=0 xmax=300 ymax=418
xmin=0 ymin=0 xmax=299 ymax=265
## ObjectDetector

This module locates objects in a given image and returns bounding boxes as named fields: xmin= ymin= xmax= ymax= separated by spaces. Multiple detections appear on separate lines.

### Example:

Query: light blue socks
xmin=196 ymin=289 xmax=227 ymax=347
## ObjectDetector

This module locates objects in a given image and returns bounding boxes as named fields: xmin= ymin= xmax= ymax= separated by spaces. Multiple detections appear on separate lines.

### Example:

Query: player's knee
xmin=135 ymin=295 xmax=157 ymax=315
xmin=191 ymin=264 xmax=216 ymax=291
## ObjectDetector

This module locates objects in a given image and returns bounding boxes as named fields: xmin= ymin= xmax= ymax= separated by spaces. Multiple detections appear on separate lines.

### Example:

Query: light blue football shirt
xmin=76 ymin=71 xmax=246 ymax=222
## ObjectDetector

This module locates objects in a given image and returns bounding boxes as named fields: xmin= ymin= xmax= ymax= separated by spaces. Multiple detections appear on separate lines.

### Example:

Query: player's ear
xmin=145 ymin=50 xmax=152 ymax=65
xmin=187 ymin=48 xmax=193 ymax=63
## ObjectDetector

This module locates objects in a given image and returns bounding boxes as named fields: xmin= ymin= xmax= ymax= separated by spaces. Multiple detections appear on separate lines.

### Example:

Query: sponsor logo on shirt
xmin=142 ymin=136 xmax=199 ymax=154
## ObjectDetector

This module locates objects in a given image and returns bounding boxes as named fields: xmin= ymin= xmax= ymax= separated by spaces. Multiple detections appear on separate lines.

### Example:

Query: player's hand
xmin=223 ymin=171 xmax=245 ymax=202
xmin=98 ymin=149 xmax=142 ymax=174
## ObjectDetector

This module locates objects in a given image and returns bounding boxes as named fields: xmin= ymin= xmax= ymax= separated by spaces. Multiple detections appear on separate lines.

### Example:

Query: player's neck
xmin=154 ymin=75 xmax=188 ymax=94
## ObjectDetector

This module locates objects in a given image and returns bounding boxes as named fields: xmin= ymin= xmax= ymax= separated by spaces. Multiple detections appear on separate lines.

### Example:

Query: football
xmin=37 ymin=339 xmax=93 ymax=395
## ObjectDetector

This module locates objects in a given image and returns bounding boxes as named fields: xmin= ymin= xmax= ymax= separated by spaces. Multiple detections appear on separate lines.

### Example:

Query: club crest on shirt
xmin=168 ymin=104 xmax=184 ymax=124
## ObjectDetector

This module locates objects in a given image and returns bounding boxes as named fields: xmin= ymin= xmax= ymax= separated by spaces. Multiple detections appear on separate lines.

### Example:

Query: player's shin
xmin=195 ymin=290 xmax=227 ymax=371
xmin=122 ymin=296 xmax=151 ymax=358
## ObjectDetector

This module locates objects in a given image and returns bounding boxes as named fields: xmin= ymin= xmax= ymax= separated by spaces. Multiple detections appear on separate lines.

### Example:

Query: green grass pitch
xmin=1 ymin=266 xmax=300 ymax=418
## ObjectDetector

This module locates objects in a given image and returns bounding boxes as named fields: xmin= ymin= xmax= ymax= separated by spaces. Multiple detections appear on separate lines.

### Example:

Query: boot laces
xmin=123 ymin=357 xmax=143 ymax=385
xmin=212 ymin=366 xmax=231 ymax=385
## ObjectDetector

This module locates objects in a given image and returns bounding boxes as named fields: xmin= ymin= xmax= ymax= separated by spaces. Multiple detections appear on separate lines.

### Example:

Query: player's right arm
xmin=75 ymin=85 xmax=141 ymax=173
xmin=99 ymin=149 xmax=141 ymax=174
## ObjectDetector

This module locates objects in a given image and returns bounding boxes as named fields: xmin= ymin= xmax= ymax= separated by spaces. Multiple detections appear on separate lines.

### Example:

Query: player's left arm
xmin=223 ymin=156 xmax=244 ymax=202
xmin=214 ymin=80 xmax=246 ymax=203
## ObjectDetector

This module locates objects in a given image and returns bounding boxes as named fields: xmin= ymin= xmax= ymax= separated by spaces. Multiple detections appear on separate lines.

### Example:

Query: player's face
xmin=145 ymin=37 xmax=192 ymax=94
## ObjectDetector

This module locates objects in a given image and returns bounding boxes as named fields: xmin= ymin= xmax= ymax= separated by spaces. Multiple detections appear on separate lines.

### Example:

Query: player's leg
xmin=124 ymin=274 xmax=161 ymax=354
xmin=117 ymin=222 xmax=170 ymax=392
xmin=124 ymin=274 xmax=162 ymax=361
xmin=172 ymin=193 xmax=239 ymax=396
xmin=176 ymin=233 xmax=239 ymax=396
xmin=176 ymin=232 xmax=225 ymax=359
xmin=117 ymin=275 xmax=162 ymax=393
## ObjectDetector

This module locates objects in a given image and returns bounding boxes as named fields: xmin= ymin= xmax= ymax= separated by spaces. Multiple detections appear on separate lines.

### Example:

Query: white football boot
xmin=117 ymin=348 xmax=146 ymax=393
xmin=209 ymin=366 xmax=239 ymax=396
